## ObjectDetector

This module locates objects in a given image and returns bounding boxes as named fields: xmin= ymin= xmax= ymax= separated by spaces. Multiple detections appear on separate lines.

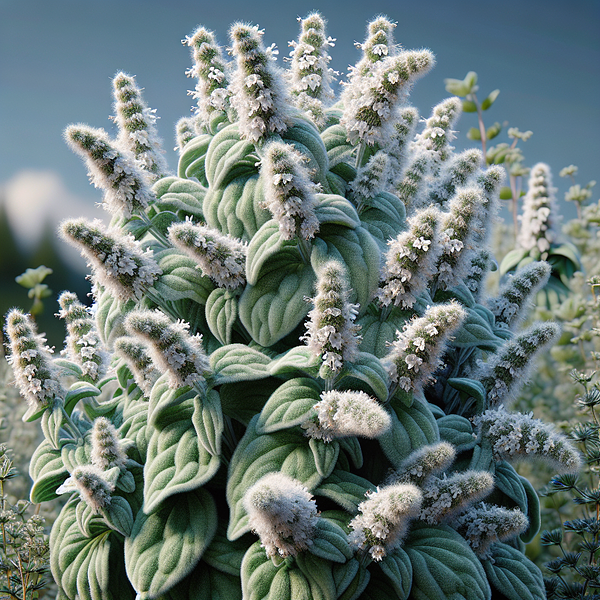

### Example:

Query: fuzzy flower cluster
xmin=64 ymin=124 xmax=156 ymax=218
xmin=112 ymin=72 xmax=169 ymax=180
xmin=57 ymin=291 xmax=107 ymax=383
xmin=348 ymin=483 xmax=422 ymax=561
xmin=350 ymin=16 xmax=398 ymax=79
xmin=60 ymin=218 xmax=162 ymax=301
xmin=288 ymin=12 xmax=336 ymax=127
xmin=174 ymin=116 xmax=197 ymax=150
xmin=90 ymin=417 xmax=127 ymax=471
xmin=384 ymin=106 xmax=419 ymax=186
xmin=389 ymin=442 xmax=456 ymax=487
xmin=453 ymin=503 xmax=529 ymax=558
xmin=377 ymin=206 xmax=442 ymax=309
xmin=395 ymin=150 xmax=430 ymax=212
xmin=261 ymin=141 xmax=320 ymax=241
xmin=428 ymin=149 xmax=483 ymax=207
xmin=243 ymin=473 xmax=319 ymax=558
xmin=435 ymin=186 xmax=484 ymax=290
xmin=487 ymin=261 xmax=551 ymax=329
xmin=4 ymin=309 xmax=64 ymax=412
xmin=341 ymin=49 xmax=435 ymax=146
xmin=418 ymin=470 xmax=494 ymax=524
xmin=472 ymin=165 xmax=504 ymax=244
xmin=302 ymin=390 xmax=391 ymax=442
xmin=464 ymin=250 xmax=492 ymax=298
xmin=302 ymin=261 xmax=361 ymax=378
xmin=517 ymin=163 xmax=558 ymax=254
xmin=473 ymin=406 xmax=581 ymax=473
xmin=229 ymin=23 xmax=291 ymax=143
xmin=350 ymin=151 xmax=391 ymax=205
xmin=412 ymin=97 xmax=461 ymax=168
xmin=114 ymin=336 xmax=160 ymax=396
xmin=183 ymin=26 xmax=231 ymax=126
xmin=383 ymin=301 xmax=466 ymax=393
xmin=479 ymin=322 xmax=560 ymax=406
xmin=124 ymin=309 xmax=209 ymax=389
xmin=56 ymin=465 xmax=115 ymax=514
xmin=168 ymin=219 xmax=247 ymax=289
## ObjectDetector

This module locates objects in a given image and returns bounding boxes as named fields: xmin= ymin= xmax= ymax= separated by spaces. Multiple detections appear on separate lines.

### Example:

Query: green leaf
xmin=405 ymin=523 xmax=491 ymax=600
xmin=256 ymin=377 xmax=322 ymax=434
xmin=177 ymin=134 xmax=212 ymax=184
xmin=322 ymin=124 xmax=354 ymax=168
xmin=102 ymin=495 xmax=134 ymax=536
xmin=461 ymin=99 xmax=477 ymax=113
xmin=227 ymin=416 xmax=324 ymax=540
xmin=357 ymin=310 xmax=410 ymax=359
xmin=550 ymin=242 xmax=581 ymax=268
xmin=125 ymin=488 xmax=217 ymax=598
xmin=359 ymin=191 xmax=407 ymax=250
xmin=314 ymin=193 xmax=360 ymax=229
xmin=464 ymin=71 xmax=478 ymax=91
xmin=483 ymin=542 xmax=545 ymax=600
xmin=467 ymin=127 xmax=482 ymax=141
xmin=283 ymin=117 xmax=330 ymax=181
xmin=64 ymin=381 xmax=101 ymax=415
xmin=205 ymin=288 xmax=238 ymax=345
xmin=333 ymin=559 xmax=370 ymax=600
xmin=210 ymin=343 xmax=272 ymax=385
xmin=203 ymin=522 xmax=250 ymax=576
xmin=309 ymin=518 xmax=354 ymax=563
xmin=447 ymin=378 xmax=486 ymax=412
xmin=154 ymin=178 xmax=206 ymax=220
xmin=338 ymin=352 xmax=389 ymax=401
xmin=315 ymin=469 xmax=376 ymax=512
xmin=481 ymin=89 xmax=500 ymax=111
xmin=495 ymin=461 xmax=527 ymax=512
xmin=499 ymin=186 xmax=513 ymax=200
xmin=310 ymin=438 xmax=340 ymax=478
xmin=169 ymin=561 xmax=243 ymax=600
xmin=444 ymin=78 xmax=469 ymax=97
xmin=193 ymin=389 xmax=224 ymax=457
xmin=486 ymin=122 xmax=502 ymax=140
xmin=519 ymin=474 xmax=541 ymax=543
xmin=29 ymin=439 xmax=68 ymax=503
xmin=500 ymin=248 xmax=529 ymax=275
xmin=219 ymin=379 xmax=279 ymax=426
xmin=379 ymin=547 xmax=413 ymax=600
xmin=269 ymin=345 xmax=321 ymax=377
xmin=451 ymin=307 xmax=504 ymax=351
xmin=437 ymin=414 xmax=477 ymax=453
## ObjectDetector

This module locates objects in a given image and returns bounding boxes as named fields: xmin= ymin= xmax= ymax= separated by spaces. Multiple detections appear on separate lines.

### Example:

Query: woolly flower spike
xmin=383 ymin=302 xmax=466 ymax=393
xmin=418 ymin=470 xmax=494 ymax=524
xmin=454 ymin=503 xmax=529 ymax=558
xmin=412 ymin=97 xmax=462 ymax=168
xmin=183 ymin=26 xmax=231 ymax=125
xmin=385 ymin=106 xmax=419 ymax=183
xmin=378 ymin=206 xmax=442 ymax=309
xmin=114 ymin=336 xmax=160 ymax=396
xmin=243 ymin=472 xmax=319 ymax=558
xmin=57 ymin=291 xmax=107 ymax=383
xmin=112 ymin=72 xmax=169 ymax=181
xmin=428 ymin=148 xmax=483 ymax=207
xmin=350 ymin=151 xmax=391 ymax=204
xmin=487 ymin=261 xmax=551 ymax=329
xmin=435 ymin=186 xmax=484 ymax=291
xmin=479 ymin=322 xmax=560 ymax=407
xmin=302 ymin=390 xmax=391 ymax=442
xmin=124 ymin=309 xmax=209 ymax=389
xmin=517 ymin=163 xmax=558 ymax=254
xmin=302 ymin=260 xmax=361 ymax=378
xmin=288 ymin=12 xmax=336 ymax=127
xmin=168 ymin=220 xmax=247 ymax=289
xmin=473 ymin=406 xmax=581 ymax=473
xmin=390 ymin=442 xmax=456 ymax=487
xmin=464 ymin=249 xmax=492 ymax=299
xmin=90 ymin=417 xmax=127 ymax=471
xmin=174 ymin=116 xmax=197 ymax=150
xmin=354 ymin=16 xmax=398 ymax=76
xmin=395 ymin=150 xmax=430 ymax=212
xmin=56 ymin=465 xmax=114 ymax=513
xmin=4 ymin=309 xmax=64 ymax=412
xmin=261 ymin=141 xmax=320 ymax=241
xmin=64 ymin=124 xmax=155 ymax=218
xmin=60 ymin=218 xmax=162 ymax=301
xmin=341 ymin=49 xmax=435 ymax=146
xmin=348 ymin=483 xmax=422 ymax=561
xmin=229 ymin=23 xmax=292 ymax=143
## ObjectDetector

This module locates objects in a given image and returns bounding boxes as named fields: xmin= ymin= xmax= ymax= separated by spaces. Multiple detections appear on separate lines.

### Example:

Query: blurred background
xmin=1 ymin=0 xmax=599 ymax=347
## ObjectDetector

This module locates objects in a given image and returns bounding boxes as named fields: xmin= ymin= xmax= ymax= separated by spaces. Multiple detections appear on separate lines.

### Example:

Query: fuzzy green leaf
xmin=437 ymin=414 xmax=477 ymax=453
xmin=269 ymin=345 xmax=322 ymax=377
xmin=481 ymin=89 xmax=500 ymax=111
xmin=202 ymin=522 xmax=250 ymax=576
xmin=168 ymin=561 xmax=242 ymax=600
xmin=310 ymin=438 xmax=340 ymax=478
xmin=309 ymin=518 xmax=353 ymax=563
xmin=338 ymin=352 xmax=389 ymax=401
xmin=210 ymin=343 xmax=272 ymax=384
xmin=359 ymin=191 xmax=407 ymax=250
xmin=379 ymin=547 xmax=413 ymax=600
xmin=29 ymin=439 xmax=68 ymax=503
xmin=314 ymin=193 xmax=360 ymax=229
xmin=205 ymin=287 xmax=238 ymax=345
xmin=315 ymin=469 xmax=376 ymax=512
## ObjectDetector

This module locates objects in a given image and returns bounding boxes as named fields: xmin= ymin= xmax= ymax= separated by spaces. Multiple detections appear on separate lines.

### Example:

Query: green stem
xmin=471 ymin=93 xmax=487 ymax=164
xmin=137 ymin=211 xmax=170 ymax=248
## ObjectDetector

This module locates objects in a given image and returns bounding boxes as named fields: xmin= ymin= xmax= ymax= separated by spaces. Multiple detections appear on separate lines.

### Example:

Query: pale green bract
xmin=3 ymin=12 xmax=578 ymax=600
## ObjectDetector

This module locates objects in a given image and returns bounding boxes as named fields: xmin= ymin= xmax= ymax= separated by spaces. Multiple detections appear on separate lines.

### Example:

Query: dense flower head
xmin=517 ymin=162 xmax=558 ymax=254
xmin=302 ymin=389 xmax=391 ymax=442
xmin=301 ymin=260 xmax=361 ymax=378
xmin=464 ymin=249 xmax=492 ymax=298
xmin=435 ymin=186 xmax=484 ymax=290
xmin=341 ymin=49 xmax=435 ymax=146
xmin=428 ymin=148 xmax=483 ymax=207
xmin=350 ymin=151 xmax=391 ymax=205
xmin=59 ymin=218 xmax=162 ymax=301
xmin=395 ymin=150 xmax=431 ymax=212
xmin=384 ymin=106 xmax=420 ymax=184
xmin=473 ymin=405 xmax=581 ymax=473
xmin=174 ymin=116 xmax=197 ymax=150
xmin=454 ymin=502 xmax=529 ymax=558
xmin=90 ymin=417 xmax=127 ymax=471
xmin=64 ymin=124 xmax=156 ymax=217
xmin=4 ymin=309 xmax=64 ymax=411
xmin=112 ymin=72 xmax=169 ymax=180
xmin=168 ymin=219 xmax=247 ymax=289
xmin=348 ymin=483 xmax=422 ymax=561
xmin=56 ymin=465 xmax=114 ymax=513
xmin=124 ymin=309 xmax=209 ymax=389
xmin=261 ymin=140 xmax=320 ymax=241
xmin=114 ymin=336 xmax=160 ymax=396
xmin=229 ymin=23 xmax=292 ymax=143
xmin=383 ymin=301 xmax=466 ymax=393
xmin=57 ymin=291 xmax=107 ymax=383
xmin=487 ymin=261 xmax=551 ymax=329
xmin=243 ymin=472 xmax=319 ymax=558
xmin=418 ymin=470 xmax=494 ymax=524
xmin=479 ymin=322 xmax=560 ymax=406
xmin=288 ymin=12 xmax=336 ymax=127
xmin=183 ymin=26 xmax=231 ymax=125
xmin=378 ymin=206 xmax=443 ymax=309
xmin=389 ymin=442 xmax=456 ymax=487
xmin=355 ymin=16 xmax=398 ymax=76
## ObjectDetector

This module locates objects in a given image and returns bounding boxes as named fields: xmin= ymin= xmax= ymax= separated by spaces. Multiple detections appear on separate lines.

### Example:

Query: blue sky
xmin=1 ymin=0 xmax=598 ymax=262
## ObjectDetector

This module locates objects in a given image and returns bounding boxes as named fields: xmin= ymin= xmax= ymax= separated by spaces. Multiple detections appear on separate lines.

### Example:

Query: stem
xmin=297 ymin=238 xmax=312 ymax=265
xmin=355 ymin=142 xmax=366 ymax=170
xmin=510 ymin=174 xmax=519 ymax=240
xmin=471 ymin=93 xmax=487 ymax=164
xmin=136 ymin=211 xmax=170 ymax=248
xmin=0 ymin=480 xmax=13 ymax=596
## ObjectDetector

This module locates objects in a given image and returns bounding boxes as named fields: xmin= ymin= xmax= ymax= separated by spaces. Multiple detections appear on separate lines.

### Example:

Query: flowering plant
xmin=3 ymin=14 xmax=580 ymax=600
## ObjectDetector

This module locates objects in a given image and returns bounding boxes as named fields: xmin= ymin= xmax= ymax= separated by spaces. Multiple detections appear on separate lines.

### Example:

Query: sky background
xmin=1 ymin=0 xmax=599 ymax=271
